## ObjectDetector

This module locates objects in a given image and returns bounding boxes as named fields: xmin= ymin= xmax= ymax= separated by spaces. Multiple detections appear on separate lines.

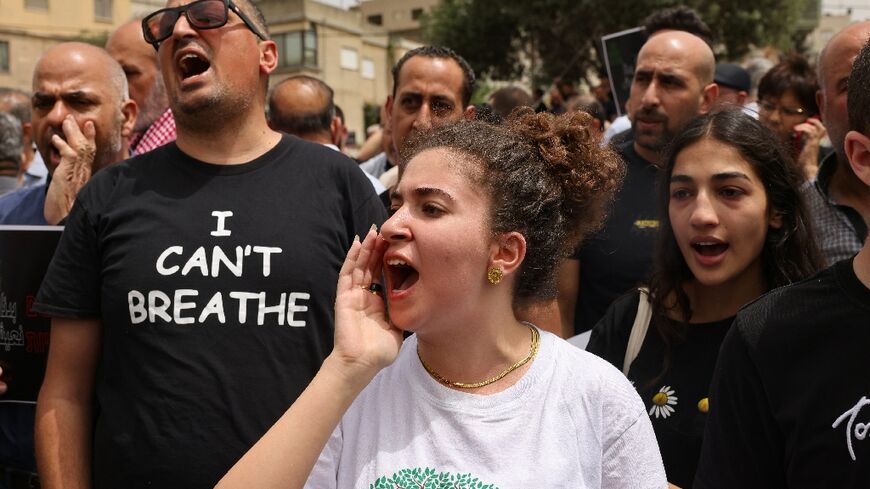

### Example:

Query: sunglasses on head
xmin=142 ymin=0 xmax=267 ymax=49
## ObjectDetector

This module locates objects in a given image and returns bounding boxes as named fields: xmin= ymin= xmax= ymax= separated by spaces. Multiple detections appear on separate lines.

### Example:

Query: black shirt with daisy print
xmin=587 ymin=290 xmax=732 ymax=488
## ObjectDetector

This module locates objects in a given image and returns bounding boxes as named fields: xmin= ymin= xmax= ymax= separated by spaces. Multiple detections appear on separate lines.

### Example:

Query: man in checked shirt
xmin=106 ymin=19 xmax=177 ymax=155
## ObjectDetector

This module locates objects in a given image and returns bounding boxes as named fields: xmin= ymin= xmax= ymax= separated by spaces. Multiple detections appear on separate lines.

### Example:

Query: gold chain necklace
xmin=417 ymin=324 xmax=540 ymax=389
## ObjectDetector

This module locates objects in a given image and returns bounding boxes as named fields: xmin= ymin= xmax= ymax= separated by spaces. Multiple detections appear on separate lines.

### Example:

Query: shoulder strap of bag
xmin=622 ymin=287 xmax=652 ymax=376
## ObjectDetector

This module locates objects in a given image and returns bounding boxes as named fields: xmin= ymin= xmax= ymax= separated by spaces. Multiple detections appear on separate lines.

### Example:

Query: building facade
xmin=356 ymin=0 xmax=438 ymax=42
xmin=0 ymin=0 xmax=414 ymax=146
xmin=0 ymin=0 xmax=133 ymax=91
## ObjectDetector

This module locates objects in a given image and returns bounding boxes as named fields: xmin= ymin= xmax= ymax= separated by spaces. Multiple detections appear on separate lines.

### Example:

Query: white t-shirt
xmin=306 ymin=328 xmax=666 ymax=489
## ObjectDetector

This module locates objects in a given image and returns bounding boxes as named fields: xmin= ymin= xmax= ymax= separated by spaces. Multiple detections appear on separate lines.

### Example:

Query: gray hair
xmin=0 ymin=112 xmax=23 ymax=166
xmin=107 ymin=57 xmax=130 ymax=103
xmin=0 ymin=87 xmax=31 ymax=123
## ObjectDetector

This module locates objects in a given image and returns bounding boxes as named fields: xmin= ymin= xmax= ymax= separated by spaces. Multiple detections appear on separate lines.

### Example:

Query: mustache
xmin=172 ymin=38 xmax=210 ymax=58
xmin=635 ymin=107 xmax=667 ymax=122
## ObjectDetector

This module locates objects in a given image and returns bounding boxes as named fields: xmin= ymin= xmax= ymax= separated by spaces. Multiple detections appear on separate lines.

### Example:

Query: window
xmin=366 ymin=14 xmax=382 ymax=26
xmin=0 ymin=41 xmax=9 ymax=73
xmin=361 ymin=58 xmax=375 ymax=80
xmin=412 ymin=8 xmax=424 ymax=20
xmin=274 ymin=26 xmax=317 ymax=68
xmin=95 ymin=0 xmax=113 ymax=20
xmin=340 ymin=48 xmax=358 ymax=71
xmin=25 ymin=0 xmax=48 ymax=9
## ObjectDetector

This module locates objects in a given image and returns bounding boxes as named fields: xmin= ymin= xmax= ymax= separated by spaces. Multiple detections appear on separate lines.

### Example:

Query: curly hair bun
xmin=506 ymin=108 xmax=625 ymax=247
xmin=399 ymin=109 xmax=625 ymax=306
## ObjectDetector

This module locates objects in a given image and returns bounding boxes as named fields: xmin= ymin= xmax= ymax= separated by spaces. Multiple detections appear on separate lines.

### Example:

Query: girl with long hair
xmin=587 ymin=109 xmax=822 ymax=488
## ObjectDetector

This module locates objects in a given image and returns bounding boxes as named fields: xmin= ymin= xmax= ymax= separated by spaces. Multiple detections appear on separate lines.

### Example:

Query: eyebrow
xmin=63 ymin=91 xmax=98 ymax=102
xmin=670 ymin=171 xmax=752 ymax=183
xmin=414 ymin=186 xmax=455 ymax=201
xmin=399 ymin=91 xmax=457 ymax=103
xmin=635 ymin=68 xmax=687 ymax=82
xmin=390 ymin=186 xmax=455 ymax=202
xmin=658 ymin=73 xmax=686 ymax=85
xmin=32 ymin=92 xmax=53 ymax=103
xmin=33 ymin=90 xmax=98 ymax=103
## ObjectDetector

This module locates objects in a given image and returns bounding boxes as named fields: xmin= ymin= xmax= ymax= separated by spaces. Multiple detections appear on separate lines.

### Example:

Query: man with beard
xmin=0 ymin=42 xmax=136 ymax=225
xmin=106 ymin=19 xmax=176 ymax=155
xmin=0 ymin=42 xmax=134 ymax=489
xmin=33 ymin=1 xmax=385 ymax=488
xmin=565 ymin=30 xmax=717 ymax=335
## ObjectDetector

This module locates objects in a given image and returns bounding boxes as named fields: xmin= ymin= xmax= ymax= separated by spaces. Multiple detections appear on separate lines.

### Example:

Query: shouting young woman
xmin=216 ymin=110 xmax=668 ymax=489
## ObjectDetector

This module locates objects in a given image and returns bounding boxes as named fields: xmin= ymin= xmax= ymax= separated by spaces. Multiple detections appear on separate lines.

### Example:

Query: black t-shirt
xmin=587 ymin=291 xmax=731 ymax=488
xmin=695 ymin=257 xmax=870 ymax=488
xmin=574 ymin=139 xmax=659 ymax=334
xmin=34 ymin=135 xmax=387 ymax=488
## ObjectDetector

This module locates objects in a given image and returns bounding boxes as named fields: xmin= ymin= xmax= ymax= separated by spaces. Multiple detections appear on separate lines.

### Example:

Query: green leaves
xmin=369 ymin=467 xmax=499 ymax=489
xmin=423 ymin=0 xmax=815 ymax=86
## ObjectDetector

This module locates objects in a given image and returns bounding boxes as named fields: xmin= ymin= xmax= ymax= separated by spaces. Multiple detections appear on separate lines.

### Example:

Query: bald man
xmin=268 ymin=75 xmax=340 ymax=143
xmin=0 ymin=42 xmax=136 ymax=225
xmin=802 ymin=21 xmax=870 ymax=265
xmin=0 ymin=42 xmax=135 ymax=488
xmin=268 ymin=75 xmax=385 ymax=193
xmin=628 ymin=31 xmax=718 ymax=165
xmin=106 ymin=19 xmax=176 ymax=155
xmin=565 ymin=31 xmax=717 ymax=336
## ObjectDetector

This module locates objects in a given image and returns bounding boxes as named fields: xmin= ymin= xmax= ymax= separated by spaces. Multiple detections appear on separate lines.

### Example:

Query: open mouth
xmin=386 ymin=258 xmax=419 ymax=293
xmin=692 ymin=241 xmax=729 ymax=256
xmin=47 ymin=133 xmax=64 ymax=164
xmin=178 ymin=52 xmax=211 ymax=80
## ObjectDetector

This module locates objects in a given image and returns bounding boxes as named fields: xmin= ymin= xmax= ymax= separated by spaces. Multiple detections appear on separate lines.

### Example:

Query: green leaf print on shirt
xmin=370 ymin=467 xmax=498 ymax=489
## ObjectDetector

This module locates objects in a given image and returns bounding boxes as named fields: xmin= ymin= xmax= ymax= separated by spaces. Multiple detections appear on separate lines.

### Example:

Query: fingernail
xmin=369 ymin=223 xmax=377 ymax=233
xmin=354 ymin=234 xmax=360 ymax=242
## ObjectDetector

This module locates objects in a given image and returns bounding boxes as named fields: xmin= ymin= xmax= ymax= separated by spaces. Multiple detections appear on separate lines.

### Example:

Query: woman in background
xmin=756 ymin=55 xmax=829 ymax=179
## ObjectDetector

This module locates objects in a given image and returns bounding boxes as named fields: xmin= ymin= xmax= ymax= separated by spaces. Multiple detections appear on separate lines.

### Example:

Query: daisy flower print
xmin=650 ymin=385 xmax=678 ymax=419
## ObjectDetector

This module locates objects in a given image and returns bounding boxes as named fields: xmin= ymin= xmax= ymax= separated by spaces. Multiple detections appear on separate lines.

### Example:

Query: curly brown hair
xmin=401 ymin=109 xmax=625 ymax=308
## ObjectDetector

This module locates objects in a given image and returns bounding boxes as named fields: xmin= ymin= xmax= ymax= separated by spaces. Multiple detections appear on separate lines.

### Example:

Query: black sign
xmin=601 ymin=26 xmax=646 ymax=117
xmin=0 ymin=226 xmax=62 ymax=403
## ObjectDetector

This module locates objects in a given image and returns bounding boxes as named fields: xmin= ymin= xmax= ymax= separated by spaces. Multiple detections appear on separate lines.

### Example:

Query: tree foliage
xmin=422 ymin=0 xmax=814 ymax=85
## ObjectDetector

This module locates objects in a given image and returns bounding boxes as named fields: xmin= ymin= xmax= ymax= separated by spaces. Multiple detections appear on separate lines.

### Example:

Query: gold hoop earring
xmin=487 ymin=267 xmax=503 ymax=285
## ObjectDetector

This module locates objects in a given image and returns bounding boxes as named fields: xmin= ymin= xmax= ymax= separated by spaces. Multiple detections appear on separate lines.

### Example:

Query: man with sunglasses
xmin=33 ymin=2 xmax=386 ymax=488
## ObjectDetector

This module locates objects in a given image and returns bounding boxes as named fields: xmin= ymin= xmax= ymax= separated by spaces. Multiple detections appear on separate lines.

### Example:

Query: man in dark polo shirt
xmin=564 ymin=30 xmax=718 ymax=334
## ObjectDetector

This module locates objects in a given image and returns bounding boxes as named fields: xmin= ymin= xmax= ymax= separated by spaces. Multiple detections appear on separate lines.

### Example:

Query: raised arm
xmin=216 ymin=228 xmax=403 ymax=489
xmin=35 ymin=317 xmax=102 ymax=489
